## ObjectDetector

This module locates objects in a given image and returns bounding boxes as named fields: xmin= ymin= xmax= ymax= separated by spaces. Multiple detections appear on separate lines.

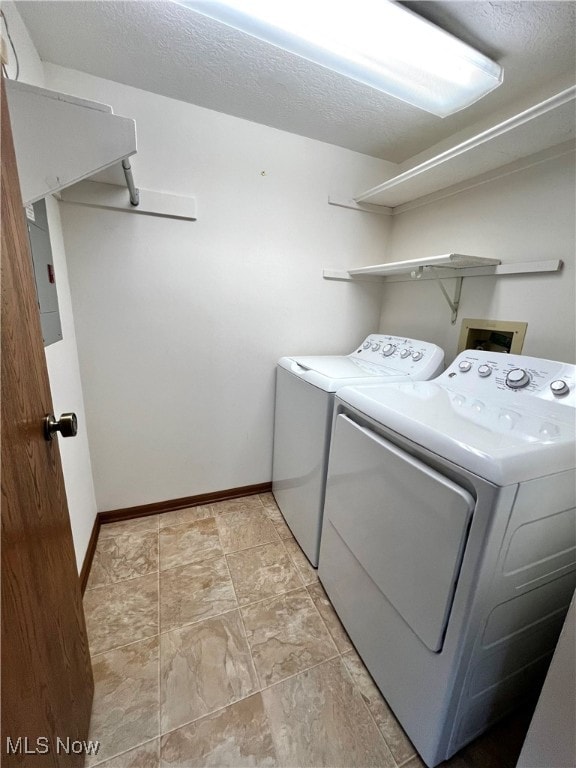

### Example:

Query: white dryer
xmin=318 ymin=350 xmax=576 ymax=767
xmin=272 ymin=335 xmax=444 ymax=566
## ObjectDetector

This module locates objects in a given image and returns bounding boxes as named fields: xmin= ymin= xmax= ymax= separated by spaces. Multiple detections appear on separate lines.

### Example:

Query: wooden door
xmin=1 ymin=78 xmax=94 ymax=766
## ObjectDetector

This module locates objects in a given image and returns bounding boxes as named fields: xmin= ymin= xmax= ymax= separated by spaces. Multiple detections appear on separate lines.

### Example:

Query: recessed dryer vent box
xmin=458 ymin=318 xmax=527 ymax=354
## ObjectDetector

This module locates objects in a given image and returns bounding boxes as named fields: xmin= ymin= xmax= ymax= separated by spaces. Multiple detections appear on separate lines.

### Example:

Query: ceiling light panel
xmin=178 ymin=0 xmax=503 ymax=117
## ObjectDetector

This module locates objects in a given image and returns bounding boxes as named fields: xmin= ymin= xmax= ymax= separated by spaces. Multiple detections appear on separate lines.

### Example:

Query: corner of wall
xmin=1 ymin=1 xmax=45 ymax=86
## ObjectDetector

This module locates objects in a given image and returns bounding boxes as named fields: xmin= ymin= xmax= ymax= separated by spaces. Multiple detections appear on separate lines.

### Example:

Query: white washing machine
xmin=272 ymin=334 xmax=444 ymax=566
xmin=318 ymin=350 xmax=576 ymax=767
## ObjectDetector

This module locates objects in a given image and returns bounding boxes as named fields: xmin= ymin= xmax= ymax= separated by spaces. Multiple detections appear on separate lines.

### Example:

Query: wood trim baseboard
xmin=79 ymin=514 xmax=101 ymax=594
xmin=98 ymin=482 xmax=273 ymax=525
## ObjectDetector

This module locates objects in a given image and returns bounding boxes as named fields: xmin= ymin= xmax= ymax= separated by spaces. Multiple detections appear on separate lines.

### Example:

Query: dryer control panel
xmin=352 ymin=335 xmax=444 ymax=378
xmin=440 ymin=351 xmax=576 ymax=407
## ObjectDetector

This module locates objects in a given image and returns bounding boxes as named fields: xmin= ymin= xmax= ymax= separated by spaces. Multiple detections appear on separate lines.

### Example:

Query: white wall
xmin=4 ymin=2 xmax=98 ymax=568
xmin=379 ymin=154 xmax=576 ymax=363
xmin=44 ymin=64 xmax=392 ymax=512
xmin=42 ymin=197 xmax=99 ymax=565
xmin=1 ymin=0 xmax=43 ymax=84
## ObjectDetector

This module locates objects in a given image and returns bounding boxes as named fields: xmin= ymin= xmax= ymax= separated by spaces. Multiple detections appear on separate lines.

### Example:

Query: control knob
xmin=412 ymin=351 xmax=423 ymax=361
xmin=371 ymin=343 xmax=381 ymax=351
xmin=550 ymin=380 xmax=569 ymax=397
xmin=477 ymin=364 xmax=492 ymax=378
xmin=458 ymin=361 xmax=472 ymax=373
xmin=400 ymin=349 xmax=411 ymax=359
xmin=506 ymin=368 xmax=530 ymax=389
xmin=382 ymin=344 xmax=395 ymax=356
xmin=362 ymin=341 xmax=371 ymax=349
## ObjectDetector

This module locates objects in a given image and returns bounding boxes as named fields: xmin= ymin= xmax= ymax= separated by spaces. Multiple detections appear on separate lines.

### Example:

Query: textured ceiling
xmin=15 ymin=0 xmax=576 ymax=163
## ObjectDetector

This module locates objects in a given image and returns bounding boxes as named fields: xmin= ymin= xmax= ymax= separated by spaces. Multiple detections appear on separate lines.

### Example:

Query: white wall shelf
xmin=323 ymin=256 xmax=563 ymax=324
xmin=335 ymin=87 xmax=575 ymax=211
xmin=349 ymin=254 xmax=501 ymax=276
xmin=6 ymin=80 xmax=137 ymax=206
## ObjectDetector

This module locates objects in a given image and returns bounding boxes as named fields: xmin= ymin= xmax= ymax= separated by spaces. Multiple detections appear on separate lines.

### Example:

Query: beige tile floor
xmin=83 ymin=493 xmax=531 ymax=768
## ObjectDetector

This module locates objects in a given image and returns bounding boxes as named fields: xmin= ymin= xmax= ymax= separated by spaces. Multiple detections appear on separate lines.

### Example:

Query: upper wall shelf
xmin=5 ymin=80 xmax=136 ymax=206
xmin=348 ymin=253 xmax=501 ymax=276
xmin=348 ymin=87 xmax=576 ymax=210
xmin=324 ymin=255 xmax=563 ymax=283
xmin=323 ymin=255 xmax=563 ymax=324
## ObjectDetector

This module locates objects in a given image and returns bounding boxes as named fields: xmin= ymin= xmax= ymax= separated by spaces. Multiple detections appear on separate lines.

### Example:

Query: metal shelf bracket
xmin=412 ymin=266 xmax=463 ymax=324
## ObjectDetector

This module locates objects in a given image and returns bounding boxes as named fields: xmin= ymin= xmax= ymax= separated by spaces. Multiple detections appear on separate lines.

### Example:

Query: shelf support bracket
xmin=417 ymin=267 xmax=463 ymax=324
xmin=121 ymin=157 xmax=140 ymax=207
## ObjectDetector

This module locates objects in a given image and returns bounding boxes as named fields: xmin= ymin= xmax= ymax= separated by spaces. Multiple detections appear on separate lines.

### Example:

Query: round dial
xmin=382 ymin=344 xmax=395 ymax=356
xmin=362 ymin=341 xmax=371 ymax=349
xmin=412 ymin=351 xmax=423 ymax=361
xmin=477 ymin=364 xmax=492 ymax=378
xmin=400 ymin=349 xmax=411 ymax=359
xmin=506 ymin=368 xmax=530 ymax=389
xmin=550 ymin=379 xmax=569 ymax=396
xmin=458 ymin=361 xmax=472 ymax=373
xmin=371 ymin=343 xmax=381 ymax=352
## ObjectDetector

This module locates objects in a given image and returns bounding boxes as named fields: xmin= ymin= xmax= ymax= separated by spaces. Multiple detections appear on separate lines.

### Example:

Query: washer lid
xmin=337 ymin=381 xmax=576 ymax=485
xmin=278 ymin=355 xmax=403 ymax=392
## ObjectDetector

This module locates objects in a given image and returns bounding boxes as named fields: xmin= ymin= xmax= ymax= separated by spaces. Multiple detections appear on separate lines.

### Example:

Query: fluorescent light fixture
xmin=178 ymin=0 xmax=503 ymax=117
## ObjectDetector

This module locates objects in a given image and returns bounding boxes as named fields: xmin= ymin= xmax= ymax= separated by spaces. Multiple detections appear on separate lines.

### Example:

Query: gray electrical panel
xmin=25 ymin=198 xmax=63 ymax=346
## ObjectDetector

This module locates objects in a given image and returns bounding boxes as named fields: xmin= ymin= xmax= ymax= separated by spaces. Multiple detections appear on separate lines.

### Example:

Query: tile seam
xmin=157 ymin=690 xmax=266 ymax=741
xmin=87 ymin=636 xmax=161 ymax=766
xmin=339 ymin=653 xmax=399 ymax=768
xmin=85 ymin=564 xmax=160 ymax=592
xmin=304 ymin=581 xmax=345 ymax=658
xmin=89 ymin=631 xmax=161 ymax=661
xmin=221 ymin=553 xmax=263 ymax=692
xmin=88 ymin=734 xmax=159 ymax=768
xmin=225 ymin=539 xmax=305 ymax=607
xmin=97 ymin=524 xmax=159 ymax=541
xmin=342 ymin=648 xmax=416 ymax=768
xmin=87 ymin=573 xmax=326 ymax=657
xmin=158 ymin=547 xmax=224 ymax=574
xmin=92 ymin=582 xmax=315 ymax=656
xmin=239 ymin=586 xmax=341 ymax=691
xmin=84 ymin=567 xmax=159 ymax=593
xmin=259 ymin=653 xmax=341 ymax=694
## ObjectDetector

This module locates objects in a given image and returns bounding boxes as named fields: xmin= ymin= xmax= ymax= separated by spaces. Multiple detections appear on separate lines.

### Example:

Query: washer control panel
xmin=441 ymin=350 xmax=576 ymax=407
xmin=353 ymin=335 xmax=444 ymax=377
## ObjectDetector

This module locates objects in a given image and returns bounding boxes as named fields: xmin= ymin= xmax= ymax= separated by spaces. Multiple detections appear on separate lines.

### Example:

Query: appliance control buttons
xmin=412 ymin=351 xmax=423 ymax=361
xmin=400 ymin=349 xmax=411 ymax=359
xmin=382 ymin=344 xmax=395 ymax=356
xmin=499 ymin=409 xmax=520 ymax=429
xmin=477 ymin=364 xmax=492 ymax=378
xmin=371 ymin=343 xmax=381 ymax=351
xmin=550 ymin=380 xmax=569 ymax=396
xmin=362 ymin=341 xmax=371 ymax=349
xmin=506 ymin=368 xmax=531 ymax=389
xmin=540 ymin=422 xmax=560 ymax=438
xmin=458 ymin=361 xmax=472 ymax=372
